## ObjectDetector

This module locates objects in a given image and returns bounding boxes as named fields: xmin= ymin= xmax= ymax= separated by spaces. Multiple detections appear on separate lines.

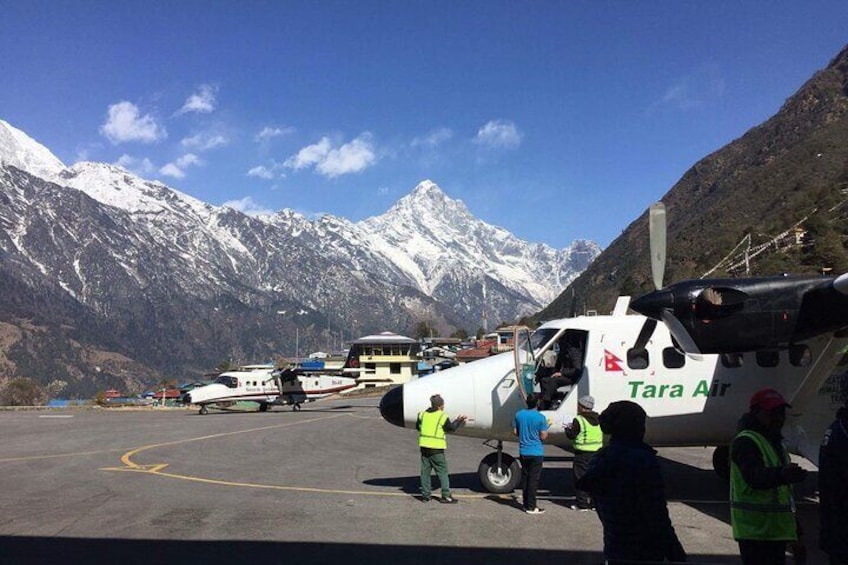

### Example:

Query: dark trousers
xmin=539 ymin=376 xmax=571 ymax=407
xmin=519 ymin=455 xmax=544 ymax=510
xmin=738 ymin=539 xmax=786 ymax=565
xmin=420 ymin=450 xmax=450 ymax=498
xmin=573 ymin=450 xmax=595 ymax=508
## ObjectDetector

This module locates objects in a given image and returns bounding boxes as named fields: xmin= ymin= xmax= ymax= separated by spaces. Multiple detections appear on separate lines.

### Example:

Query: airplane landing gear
xmin=478 ymin=440 xmax=521 ymax=494
xmin=259 ymin=402 xmax=269 ymax=412
xmin=199 ymin=405 xmax=208 ymax=415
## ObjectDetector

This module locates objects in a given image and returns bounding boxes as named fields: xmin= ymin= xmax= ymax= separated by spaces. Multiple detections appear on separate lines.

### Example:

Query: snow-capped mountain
xmin=0 ymin=118 xmax=599 ymax=394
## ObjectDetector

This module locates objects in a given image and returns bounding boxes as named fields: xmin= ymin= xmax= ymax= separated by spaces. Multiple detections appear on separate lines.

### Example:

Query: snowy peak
xmin=58 ymin=160 xmax=212 ymax=217
xmin=0 ymin=119 xmax=66 ymax=179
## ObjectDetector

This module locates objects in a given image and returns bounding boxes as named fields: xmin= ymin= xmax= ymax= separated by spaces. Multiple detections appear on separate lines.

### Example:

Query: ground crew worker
xmin=565 ymin=394 xmax=602 ymax=510
xmin=416 ymin=394 xmax=466 ymax=503
xmin=731 ymin=388 xmax=807 ymax=564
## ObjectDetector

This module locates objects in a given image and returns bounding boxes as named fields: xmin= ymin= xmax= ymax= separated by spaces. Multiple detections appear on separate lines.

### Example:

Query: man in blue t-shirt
xmin=513 ymin=394 xmax=550 ymax=514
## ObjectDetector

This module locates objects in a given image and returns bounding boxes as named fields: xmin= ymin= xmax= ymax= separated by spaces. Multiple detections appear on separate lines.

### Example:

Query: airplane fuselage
xmin=380 ymin=305 xmax=848 ymax=465
xmin=186 ymin=368 xmax=356 ymax=410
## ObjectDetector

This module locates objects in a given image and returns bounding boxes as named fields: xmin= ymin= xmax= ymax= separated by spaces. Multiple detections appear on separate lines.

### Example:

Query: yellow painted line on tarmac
xmin=0 ymin=447 xmax=131 ymax=463
xmin=109 ymin=413 xmax=347 ymax=471
xmin=100 ymin=412 xmax=490 ymax=500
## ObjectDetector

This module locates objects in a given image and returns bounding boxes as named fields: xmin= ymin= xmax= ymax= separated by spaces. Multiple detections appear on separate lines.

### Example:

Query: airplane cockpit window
xmin=720 ymin=353 xmax=744 ymax=368
xmin=530 ymin=328 xmax=559 ymax=352
xmin=789 ymin=345 xmax=811 ymax=367
xmin=756 ymin=350 xmax=780 ymax=368
xmin=627 ymin=348 xmax=649 ymax=370
xmin=215 ymin=375 xmax=238 ymax=389
xmin=662 ymin=347 xmax=685 ymax=369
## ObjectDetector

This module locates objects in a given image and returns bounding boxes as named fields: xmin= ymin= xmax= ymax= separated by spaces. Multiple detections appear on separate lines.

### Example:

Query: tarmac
xmin=0 ymin=395 xmax=828 ymax=565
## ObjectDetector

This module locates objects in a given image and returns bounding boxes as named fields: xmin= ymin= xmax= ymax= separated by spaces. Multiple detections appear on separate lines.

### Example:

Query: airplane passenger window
xmin=789 ymin=345 xmax=811 ymax=367
xmin=662 ymin=347 xmax=685 ymax=369
xmin=720 ymin=353 xmax=743 ymax=368
xmin=756 ymin=350 xmax=780 ymax=368
xmin=627 ymin=348 xmax=649 ymax=370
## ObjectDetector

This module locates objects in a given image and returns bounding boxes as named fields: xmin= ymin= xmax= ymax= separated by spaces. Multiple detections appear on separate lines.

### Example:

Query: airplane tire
xmin=712 ymin=445 xmax=730 ymax=481
xmin=199 ymin=405 xmax=208 ymax=415
xmin=259 ymin=402 xmax=268 ymax=412
xmin=478 ymin=452 xmax=521 ymax=494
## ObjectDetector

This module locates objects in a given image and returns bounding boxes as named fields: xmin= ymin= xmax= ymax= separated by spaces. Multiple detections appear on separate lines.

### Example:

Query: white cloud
xmin=284 ymin=133 xmax=377 ymax=178
xmin=181 ymin=132 xmax=228 ymax=151
xmin=412 ymin=127 xmax=453 ymax=148
xmin=652 ymin=65 xmax=726 ymax=111
xmin=115 ymin=154 xmax=155 ymax=176
xmin=176 ymin=153 xmax=202 ymax=168
xmin=255 ymin=126 xmax=295 ymax=142
xmin=159 ymin=153 xmax=202 ymax=178
xmin=100 ymin=101 xmax=166 ymax=144
xmin=474 ymin=120 xmax=522 ymax=149
xmin=222 ymin=196 xmax=274 ymax=216
xmin=178 ymin=84 xmax=217 ymax=114
xmin=247 ymin=165 xmax=274 ymax=179
xmin=159 ymin=163 xmax=185 ymax=179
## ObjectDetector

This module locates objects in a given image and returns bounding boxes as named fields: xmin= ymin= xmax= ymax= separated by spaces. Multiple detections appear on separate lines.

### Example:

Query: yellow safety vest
xmin=418 ymin=410 xmax=448 ymax=449
xmin=730 ymin=430 xmax=797 ymax=541
xmin=573 ymin=414 xmax=603 ymax=452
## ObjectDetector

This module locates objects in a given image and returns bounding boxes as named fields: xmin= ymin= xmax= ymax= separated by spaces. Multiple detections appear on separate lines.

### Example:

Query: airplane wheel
xmin=199 ymin=405 xmax=208 ymax=415
xmin=712 ymin=445 xmax=730 ymax=481
xmin=478 ymin=452 xmax=521 ymax=494
xmin=259 ymin=403 xmax=268 ymax=412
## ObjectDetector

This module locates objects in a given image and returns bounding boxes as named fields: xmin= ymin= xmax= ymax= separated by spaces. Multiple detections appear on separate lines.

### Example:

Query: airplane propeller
xmin=649 ymin=202 xmax=667 ymax=290
xmin=632 ymin=202 xmax=703 ymax=358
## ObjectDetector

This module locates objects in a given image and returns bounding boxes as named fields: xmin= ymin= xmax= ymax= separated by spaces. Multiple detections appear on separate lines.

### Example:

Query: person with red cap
xmin=730 ymin=388 xmax=808 ymax=564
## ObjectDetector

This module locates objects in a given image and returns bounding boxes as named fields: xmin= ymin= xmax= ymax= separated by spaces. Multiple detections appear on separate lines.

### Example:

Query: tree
xmin=450 ymin=328 xmax=469 ymax=340
xmin=412 ymin=320 xmax=437 ymax=340
xmin=0 ymin=378 xmax=47 ymax=406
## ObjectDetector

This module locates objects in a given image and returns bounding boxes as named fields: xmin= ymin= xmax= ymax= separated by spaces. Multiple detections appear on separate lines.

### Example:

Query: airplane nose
xmin=631 ymin=288 xmax=674 ymax=319
xmin=379 ymin=386 xmax=405 ymax=428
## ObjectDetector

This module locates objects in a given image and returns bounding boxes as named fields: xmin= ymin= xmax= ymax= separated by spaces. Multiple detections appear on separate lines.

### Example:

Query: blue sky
xmin=1 ymin=2 xmax=846 ymax=248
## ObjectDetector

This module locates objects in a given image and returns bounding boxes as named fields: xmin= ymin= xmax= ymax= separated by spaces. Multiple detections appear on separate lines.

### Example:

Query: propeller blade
xmin=649 ymin=202 xmax=667 ymax=290
xmin=661 ymin=309 xmax=703 ymax=360
xmin=632 ymin=318 xmax=657 ymax=352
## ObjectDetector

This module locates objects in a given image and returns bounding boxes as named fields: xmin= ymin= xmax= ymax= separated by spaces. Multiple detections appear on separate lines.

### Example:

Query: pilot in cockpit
xmin=537 ymin=334 xmax=584 ymax=410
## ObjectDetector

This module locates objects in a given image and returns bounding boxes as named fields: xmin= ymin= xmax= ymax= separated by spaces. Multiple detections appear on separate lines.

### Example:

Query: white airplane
xmin=379 ymin=203 xmax=848 ymax=493
xmin=185 ymin=365 xmax=356 ymax=415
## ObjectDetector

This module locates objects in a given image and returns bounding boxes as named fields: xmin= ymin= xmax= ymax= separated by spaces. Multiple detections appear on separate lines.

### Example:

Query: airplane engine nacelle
xmin=632 ymin=275 xmax=848 ymax=354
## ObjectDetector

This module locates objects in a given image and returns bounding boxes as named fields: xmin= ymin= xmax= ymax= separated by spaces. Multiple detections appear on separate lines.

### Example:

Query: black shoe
xmin=439 ymin=496 xmax=458 ymax=504
xmin=420 ymin=496 xmax=431 ymax=503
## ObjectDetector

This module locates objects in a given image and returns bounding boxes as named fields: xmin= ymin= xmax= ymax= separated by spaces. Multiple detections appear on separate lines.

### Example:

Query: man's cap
xmin=749 ymin=388 xmax=791 ymax=411
xmin=578 ymin=395 xmax=595 ymax=410
xmin=430 ymin=394 xmax=444 ymax=408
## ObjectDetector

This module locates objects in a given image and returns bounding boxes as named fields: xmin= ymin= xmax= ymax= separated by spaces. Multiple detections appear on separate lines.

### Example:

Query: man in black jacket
xmin=538 ymin=336 xmax=583 ymax=410
xmin=577 ymin=400 xmax=686 ymax=563
xmin=820 ymin=391 xmax=848 ymax=565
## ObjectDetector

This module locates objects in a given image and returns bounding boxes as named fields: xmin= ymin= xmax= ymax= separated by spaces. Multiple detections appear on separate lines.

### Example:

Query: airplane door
xmin=513 ymin=326 xmax=536 ymax=401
